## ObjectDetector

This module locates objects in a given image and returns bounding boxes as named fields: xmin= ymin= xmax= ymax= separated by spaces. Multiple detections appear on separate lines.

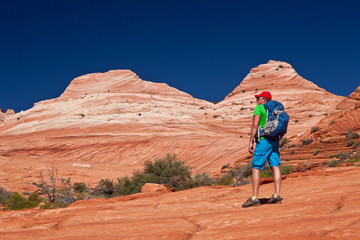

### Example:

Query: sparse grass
xmin=287 ymin=143 xmax=296 ymax=149
xmin=338 ymin=151 xmax=350 ymax=163
xmin=311 ymin=127 xmax=318 ymax=134
xmin=347 ymin=139 xmax=354 ymax=146
xmin=302 ymin=139 xmax=313 ymax=146
xmin=215 ymin=174 xmax=233 ymax=186
xmin=313 ymin=149 xmax=320 ymax=155
xmin=328 ymin=160 xmax=339 ymax=167
xmin=346 ymin=130 xmax=359 ymax=140
xmin=280 ymin=138 xmax=288 ymax=147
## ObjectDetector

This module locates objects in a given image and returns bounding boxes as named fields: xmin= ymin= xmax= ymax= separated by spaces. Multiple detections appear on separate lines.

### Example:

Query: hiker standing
xmin=242 ymin=91 xmax=283 ymax=208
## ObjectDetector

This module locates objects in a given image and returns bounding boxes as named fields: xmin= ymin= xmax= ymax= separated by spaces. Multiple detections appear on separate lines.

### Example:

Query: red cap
xmin=255 ymin=91 xmax=272 ymax=100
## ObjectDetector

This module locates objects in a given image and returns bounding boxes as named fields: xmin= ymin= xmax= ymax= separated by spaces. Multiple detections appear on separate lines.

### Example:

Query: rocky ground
xmin=0 ymin=167 xmax=359 ymax=239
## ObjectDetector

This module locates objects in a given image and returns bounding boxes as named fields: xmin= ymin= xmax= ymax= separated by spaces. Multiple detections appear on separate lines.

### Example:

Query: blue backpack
xmin=257 ymin=100 xmax=289 ymax=140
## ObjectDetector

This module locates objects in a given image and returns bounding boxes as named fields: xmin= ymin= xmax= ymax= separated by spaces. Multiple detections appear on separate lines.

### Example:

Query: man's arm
xmin=249 ymin=115 xmax=260 ymax=154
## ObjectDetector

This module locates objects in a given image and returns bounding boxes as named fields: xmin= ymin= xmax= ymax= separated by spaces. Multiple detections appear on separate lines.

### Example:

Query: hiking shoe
xmin=268 ymin=195 xmax=283 ymax=204
xmin=242 ymin=197 xmax=261 ymax=208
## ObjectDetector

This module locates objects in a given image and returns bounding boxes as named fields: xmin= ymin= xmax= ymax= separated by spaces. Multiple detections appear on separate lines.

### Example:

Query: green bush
xmin=215 ymin=174 xmax=233 ymax=185
xmin=28 ymin=192 xmax=42 ymax=203
xmin=344 ymin=153 xmax=360 ymax=164
xmin=302 ymin=139 xmax=313 ymax=146
xmin=112 ymin=154 xmax=212 ymax=196
xmin=73 ymin=182 xmax=88 ymax=193
xmin=280 ymin=165 xmax=294 ymax=175
xmin=191 ymin=173 xmax=214 ymax=187
xmin=328 ymin=153 xmax=337 ymax=158
xmin=4 ymin=192 xmax=39 ymax=210
xmin=143 ymin=154 xmax=192 ymax=189
xmin=94 ymin=179 xmax=115 ymax=198
xmin=328 ymin=160 xmax=339 ymax=167
xmin=40 ymin=201 xmax=63 ymax=209
xmin=0 ymin=187 xmax=12 ymax=205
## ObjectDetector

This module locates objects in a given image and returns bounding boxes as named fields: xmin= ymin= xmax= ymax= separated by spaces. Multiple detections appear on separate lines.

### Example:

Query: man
xmin=242 ymin=91 xmax=283 ymax=208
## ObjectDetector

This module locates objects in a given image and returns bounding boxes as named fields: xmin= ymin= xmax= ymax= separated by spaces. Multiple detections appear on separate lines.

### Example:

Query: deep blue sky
xmin=1 ymin=0 xmax=359 ymax=112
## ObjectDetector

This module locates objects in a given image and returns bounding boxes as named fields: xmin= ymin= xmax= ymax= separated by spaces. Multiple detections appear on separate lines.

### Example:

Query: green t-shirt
xmin=254 ymin=104 xmax=267 ymax=141
xmin=254 ymin=104 xmax=267 ymax=128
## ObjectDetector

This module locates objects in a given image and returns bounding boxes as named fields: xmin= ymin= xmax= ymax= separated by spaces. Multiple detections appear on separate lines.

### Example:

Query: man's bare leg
xmin=271 ymin=166 xmax=281 ymax=196
xmin=252 ymin=168 xmax=261 ymax=197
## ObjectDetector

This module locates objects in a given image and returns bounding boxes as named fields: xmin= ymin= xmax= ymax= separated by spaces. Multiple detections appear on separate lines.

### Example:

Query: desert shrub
xmin=304 ymin=161 xmax=311 ymax=167
xmin=280 ymin=165 xmax=294 ymax=175
xmin=280 ymin=138 xmax=288 ymax=147
xmin=221 ymin=163 xmax=230 ymax=169
xmin=295 ymin=120 xmax=299 ymax=123
xmin=73 ymin=182 xmax=88 ymax=193
xmin=338 ymin=151 xmax=350 ymax=163
xmin=143 ymin=154 xmax=192 ymax=189
xmin=328 ymin=153 xmax=337 ymax=158
xmin=114 ymin=172 xmax=157 ymax=196
xmin=313 ymin=149 xmax=320 ymax=155
xmin=354 ymin=141 xmax=360 ymax=150
xmin=290 ymin=149 xmax=296 ymax=155
xmin=186 ymin=173 xmax=214 ymax=188
xmin=309 ymin=114 xmax=313 ymax=118
xmin=234 ymin=163 xmax=252 ymax=179
xmin=311 ymin=127 xmax=318 ymax=134
xmin=94 ymin=179 xmax=115 ymax=198
xmin=28 ymin=192 xmax=42 ymax=203
xmin=0 ymin=187 xmax=12 ymax=205
xmin=4 ymin=192 xmax=39 ymax=210
xmin=328 ymin=160 xmax=339 ymax=168
xmin=114 ymin=154 xmax=205 ymax=195
xmin=302 ymin=139 xmax=313 ymax=146
xmin=40 ymin=201 xmax=64 ymax=209
xmin=346 ymin=130 xmax=359 ymax=140
xmin=260 ymin=169 xmax=273 ymax=178
xmin=344 ymin=153 xmax=360 ymax=164
xmin=347 ymin=139 xmax=354 ymax=147
xmin=279 ymin=65 xmax=284 ymax=68
xmin=215 ymin=174 xmax=233 ymax=186
xmin=287 ymin=143 xmax=296 ymax=149
xmin=329 ymin=120 xmax=336 ymax=125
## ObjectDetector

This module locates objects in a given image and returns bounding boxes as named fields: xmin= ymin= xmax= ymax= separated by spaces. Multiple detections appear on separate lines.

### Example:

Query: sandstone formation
xmin=0 ymin=60 xmax=359 ymax=239
xmin=0 ymin=167 xmax=359 ymax=239
xmin=0 ymin=60 xmax=351 ymax=193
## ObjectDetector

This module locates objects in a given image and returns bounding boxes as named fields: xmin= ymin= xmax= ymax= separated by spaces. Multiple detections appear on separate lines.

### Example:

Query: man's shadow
xmin=258 ymin=198 xmax=271 ymax=205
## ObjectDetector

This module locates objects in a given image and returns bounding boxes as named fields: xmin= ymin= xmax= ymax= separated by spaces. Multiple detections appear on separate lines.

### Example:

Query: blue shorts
xmin=252 ymin=138 xmax=281 ymax=169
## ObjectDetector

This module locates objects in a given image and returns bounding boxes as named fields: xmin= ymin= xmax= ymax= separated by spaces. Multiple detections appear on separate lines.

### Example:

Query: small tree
xmin=33 ymin=166 xmax=58 ymax=202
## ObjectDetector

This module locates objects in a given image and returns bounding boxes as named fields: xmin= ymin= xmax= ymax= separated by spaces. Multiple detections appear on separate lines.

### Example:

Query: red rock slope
xmin=0 ymin=167 xmax=359 ymax=239
xmin=0 ymin=61 xmax=348 ymax=192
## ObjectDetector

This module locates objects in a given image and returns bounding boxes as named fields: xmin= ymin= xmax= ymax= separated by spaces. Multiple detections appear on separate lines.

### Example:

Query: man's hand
xmin=249 ymin=142 xmax=255 ymax=154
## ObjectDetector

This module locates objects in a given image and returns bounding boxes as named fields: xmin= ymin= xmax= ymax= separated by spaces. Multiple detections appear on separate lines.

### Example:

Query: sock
xmin=251 ymin=196 xmax=257 ymax=201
